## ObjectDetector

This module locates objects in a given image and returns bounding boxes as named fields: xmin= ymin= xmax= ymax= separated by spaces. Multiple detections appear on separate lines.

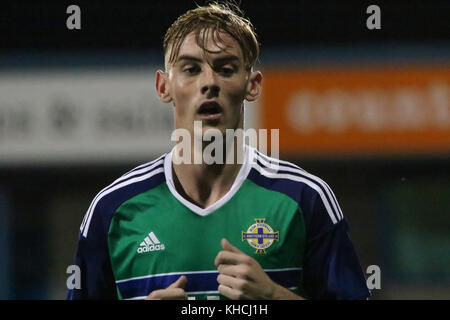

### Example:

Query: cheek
xmin=225 ymin=79 xmax=248 ymax=106
xmin=171 ymin=79 xmax=196 ymax=116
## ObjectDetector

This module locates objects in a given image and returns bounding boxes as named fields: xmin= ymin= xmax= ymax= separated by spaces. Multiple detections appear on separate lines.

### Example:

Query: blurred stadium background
xmin=0 ymin=0 xmax=449 ymax=299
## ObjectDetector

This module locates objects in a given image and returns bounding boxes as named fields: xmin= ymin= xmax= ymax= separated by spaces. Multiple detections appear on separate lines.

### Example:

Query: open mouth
xmin=197 ymin=101 xmax=223 ymax=120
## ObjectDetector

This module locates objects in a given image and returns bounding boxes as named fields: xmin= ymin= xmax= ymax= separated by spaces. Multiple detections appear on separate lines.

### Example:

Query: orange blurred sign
xmin=261 ymin=65 xmax=450 ymax=156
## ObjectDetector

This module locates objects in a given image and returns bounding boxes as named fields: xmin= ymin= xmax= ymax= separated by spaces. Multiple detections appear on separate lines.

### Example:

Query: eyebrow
xmin=176 ymin=54 xmax=240 ymax=65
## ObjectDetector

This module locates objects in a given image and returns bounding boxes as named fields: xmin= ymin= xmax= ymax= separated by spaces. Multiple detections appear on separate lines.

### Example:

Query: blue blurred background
xmin=0 ymin=0 xmax=449 ymax=299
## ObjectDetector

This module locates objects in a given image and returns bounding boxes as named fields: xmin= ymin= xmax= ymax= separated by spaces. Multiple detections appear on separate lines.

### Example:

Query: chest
xmin=108 ymin=185 xmax=306 ymax=299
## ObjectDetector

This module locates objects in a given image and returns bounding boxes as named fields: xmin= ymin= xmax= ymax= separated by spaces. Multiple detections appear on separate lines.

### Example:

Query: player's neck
xmin=171 ymin=139 xmax=245 ymax=209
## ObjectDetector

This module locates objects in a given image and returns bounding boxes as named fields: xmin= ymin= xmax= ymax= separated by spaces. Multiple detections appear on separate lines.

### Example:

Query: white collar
xmin=164 ymin=144 xmax=254 ymax=216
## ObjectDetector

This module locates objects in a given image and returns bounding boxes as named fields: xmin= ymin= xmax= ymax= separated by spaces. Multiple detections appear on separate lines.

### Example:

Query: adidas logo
xmin=137 ymin=232 xmax=165 ymax=254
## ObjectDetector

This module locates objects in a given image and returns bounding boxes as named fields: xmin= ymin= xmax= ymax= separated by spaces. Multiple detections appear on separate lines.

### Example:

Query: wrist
xmin=271 ymin=283 xmax=304 ymax=300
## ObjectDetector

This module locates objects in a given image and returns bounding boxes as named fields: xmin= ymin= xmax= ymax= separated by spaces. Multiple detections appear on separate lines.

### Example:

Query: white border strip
xmin=82 ymin=166 xmax=165 ymax=237
xmin=80 ymin=156 xmax=165 ymax=232
xmin=116 ymin=267 xmax=302 ymax=285
xmin=251 ymin=164 xmax=339 ymax=224
xmin=255 ymin=152 xmax=343 ymax=221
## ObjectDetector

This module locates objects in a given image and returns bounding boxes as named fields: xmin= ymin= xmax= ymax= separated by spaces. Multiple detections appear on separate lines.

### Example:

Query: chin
xmin=201 ymin=123 xmax=227 ymax=136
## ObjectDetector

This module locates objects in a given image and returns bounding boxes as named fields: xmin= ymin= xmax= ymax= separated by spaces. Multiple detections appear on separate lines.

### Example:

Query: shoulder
xmin=247 ymin=147 xmax=343 ymax=226
xmin=79 ymin=153 xmax=168 ymax=238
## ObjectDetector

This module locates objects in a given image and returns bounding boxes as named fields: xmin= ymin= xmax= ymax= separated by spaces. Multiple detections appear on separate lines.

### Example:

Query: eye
xmin=219 ymin=65 xmax=236 ymax=76
xmin=183 ymin=65 xmax=200 ymax=75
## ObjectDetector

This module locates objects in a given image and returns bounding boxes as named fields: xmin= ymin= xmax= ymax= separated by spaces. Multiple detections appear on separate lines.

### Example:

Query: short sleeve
xmin=66 ymin=201 xmax=118 ymax=300
xmin=300 ymin=183 xmax=370 ymax=300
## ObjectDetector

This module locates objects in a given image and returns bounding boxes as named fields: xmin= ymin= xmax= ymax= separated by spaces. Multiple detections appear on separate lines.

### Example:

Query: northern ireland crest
xmin=242 ymin=218 xmax=279 ymax=254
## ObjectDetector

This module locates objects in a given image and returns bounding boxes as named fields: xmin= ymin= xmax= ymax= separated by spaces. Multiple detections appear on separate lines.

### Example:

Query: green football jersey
xmin=68 ymin=145 xmax=370 ymax=300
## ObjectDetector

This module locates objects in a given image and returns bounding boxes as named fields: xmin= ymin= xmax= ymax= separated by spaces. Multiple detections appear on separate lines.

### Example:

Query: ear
xmin=245 ymin=71 xmax=262 ymax=102
xmin=156 ymin=70 xmax=172 ymax=103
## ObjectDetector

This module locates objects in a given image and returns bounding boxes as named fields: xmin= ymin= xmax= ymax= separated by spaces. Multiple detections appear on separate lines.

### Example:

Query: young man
xmin=67 ymin=3 xmax=370 ymax=300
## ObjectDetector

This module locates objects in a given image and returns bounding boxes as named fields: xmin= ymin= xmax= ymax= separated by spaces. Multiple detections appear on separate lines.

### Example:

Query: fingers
xmin=145 ymin=288 xmax=187 ymax=300
xmin=218 ymin=284 xmax=246 ymax=300
xmin=217 ymin=272 xmax=247 ymax=300
xmin=221 ymin=238 xmax=243 ymax=254
xmin=218 ymin=263 xmax=252 ymax=280
xmin=146 ymin=276 xmax=188 ymax=300
xmin=217 ymin=273 xmax=248 ymax=290
xmin=215 ymin=250 xmax=252 ymax=267
xmin=215 ymin=239 xmax=254 ymax=268
xmin=168 ymin=275 xmax=187 ymax=289
xmin=215 ymin=239 xmax=273 ymax=300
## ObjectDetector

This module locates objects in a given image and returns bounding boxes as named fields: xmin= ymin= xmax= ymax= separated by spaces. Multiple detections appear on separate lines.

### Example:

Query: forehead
xmin=165 ymin=30 xmax=244 ymax=67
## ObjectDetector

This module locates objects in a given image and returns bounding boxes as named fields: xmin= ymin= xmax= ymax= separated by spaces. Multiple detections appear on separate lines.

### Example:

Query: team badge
xmin=242 ymin=218 xmax=279 ymax=254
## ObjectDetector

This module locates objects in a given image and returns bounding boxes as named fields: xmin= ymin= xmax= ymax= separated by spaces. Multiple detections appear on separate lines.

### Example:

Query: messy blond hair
xmin=163 ymin=2 xmax=259 ymax=70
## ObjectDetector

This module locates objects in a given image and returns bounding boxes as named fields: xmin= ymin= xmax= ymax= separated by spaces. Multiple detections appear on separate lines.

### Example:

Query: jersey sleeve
xmin=66 ymin=199 xmax=118 ymax=300
xmin=300 ymin=182 xmax=371 ymax=300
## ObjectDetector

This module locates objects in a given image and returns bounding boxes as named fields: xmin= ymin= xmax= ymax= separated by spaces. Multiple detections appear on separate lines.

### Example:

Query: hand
xmin=213 ymin=238 xmax=278 ymax=299
xmin=145 ymin=275 xmax=188 ymax=300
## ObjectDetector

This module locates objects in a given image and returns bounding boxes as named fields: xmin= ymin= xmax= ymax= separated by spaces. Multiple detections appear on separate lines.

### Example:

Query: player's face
xmin=157 ymin=30 xmax=261 ymax=136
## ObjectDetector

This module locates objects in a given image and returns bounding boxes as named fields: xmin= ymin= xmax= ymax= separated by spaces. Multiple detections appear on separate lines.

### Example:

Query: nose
xmin=200 ymin=67 xmax=220 ymax=97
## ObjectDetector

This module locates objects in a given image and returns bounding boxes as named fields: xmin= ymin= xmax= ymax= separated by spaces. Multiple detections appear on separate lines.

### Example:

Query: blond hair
xmin=163 ymin=2 xmax=259 ymax=70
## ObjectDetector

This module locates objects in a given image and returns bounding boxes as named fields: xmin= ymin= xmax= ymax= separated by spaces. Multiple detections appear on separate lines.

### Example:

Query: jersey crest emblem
xmin=242 ymin=218 xmax=279 ymax=254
